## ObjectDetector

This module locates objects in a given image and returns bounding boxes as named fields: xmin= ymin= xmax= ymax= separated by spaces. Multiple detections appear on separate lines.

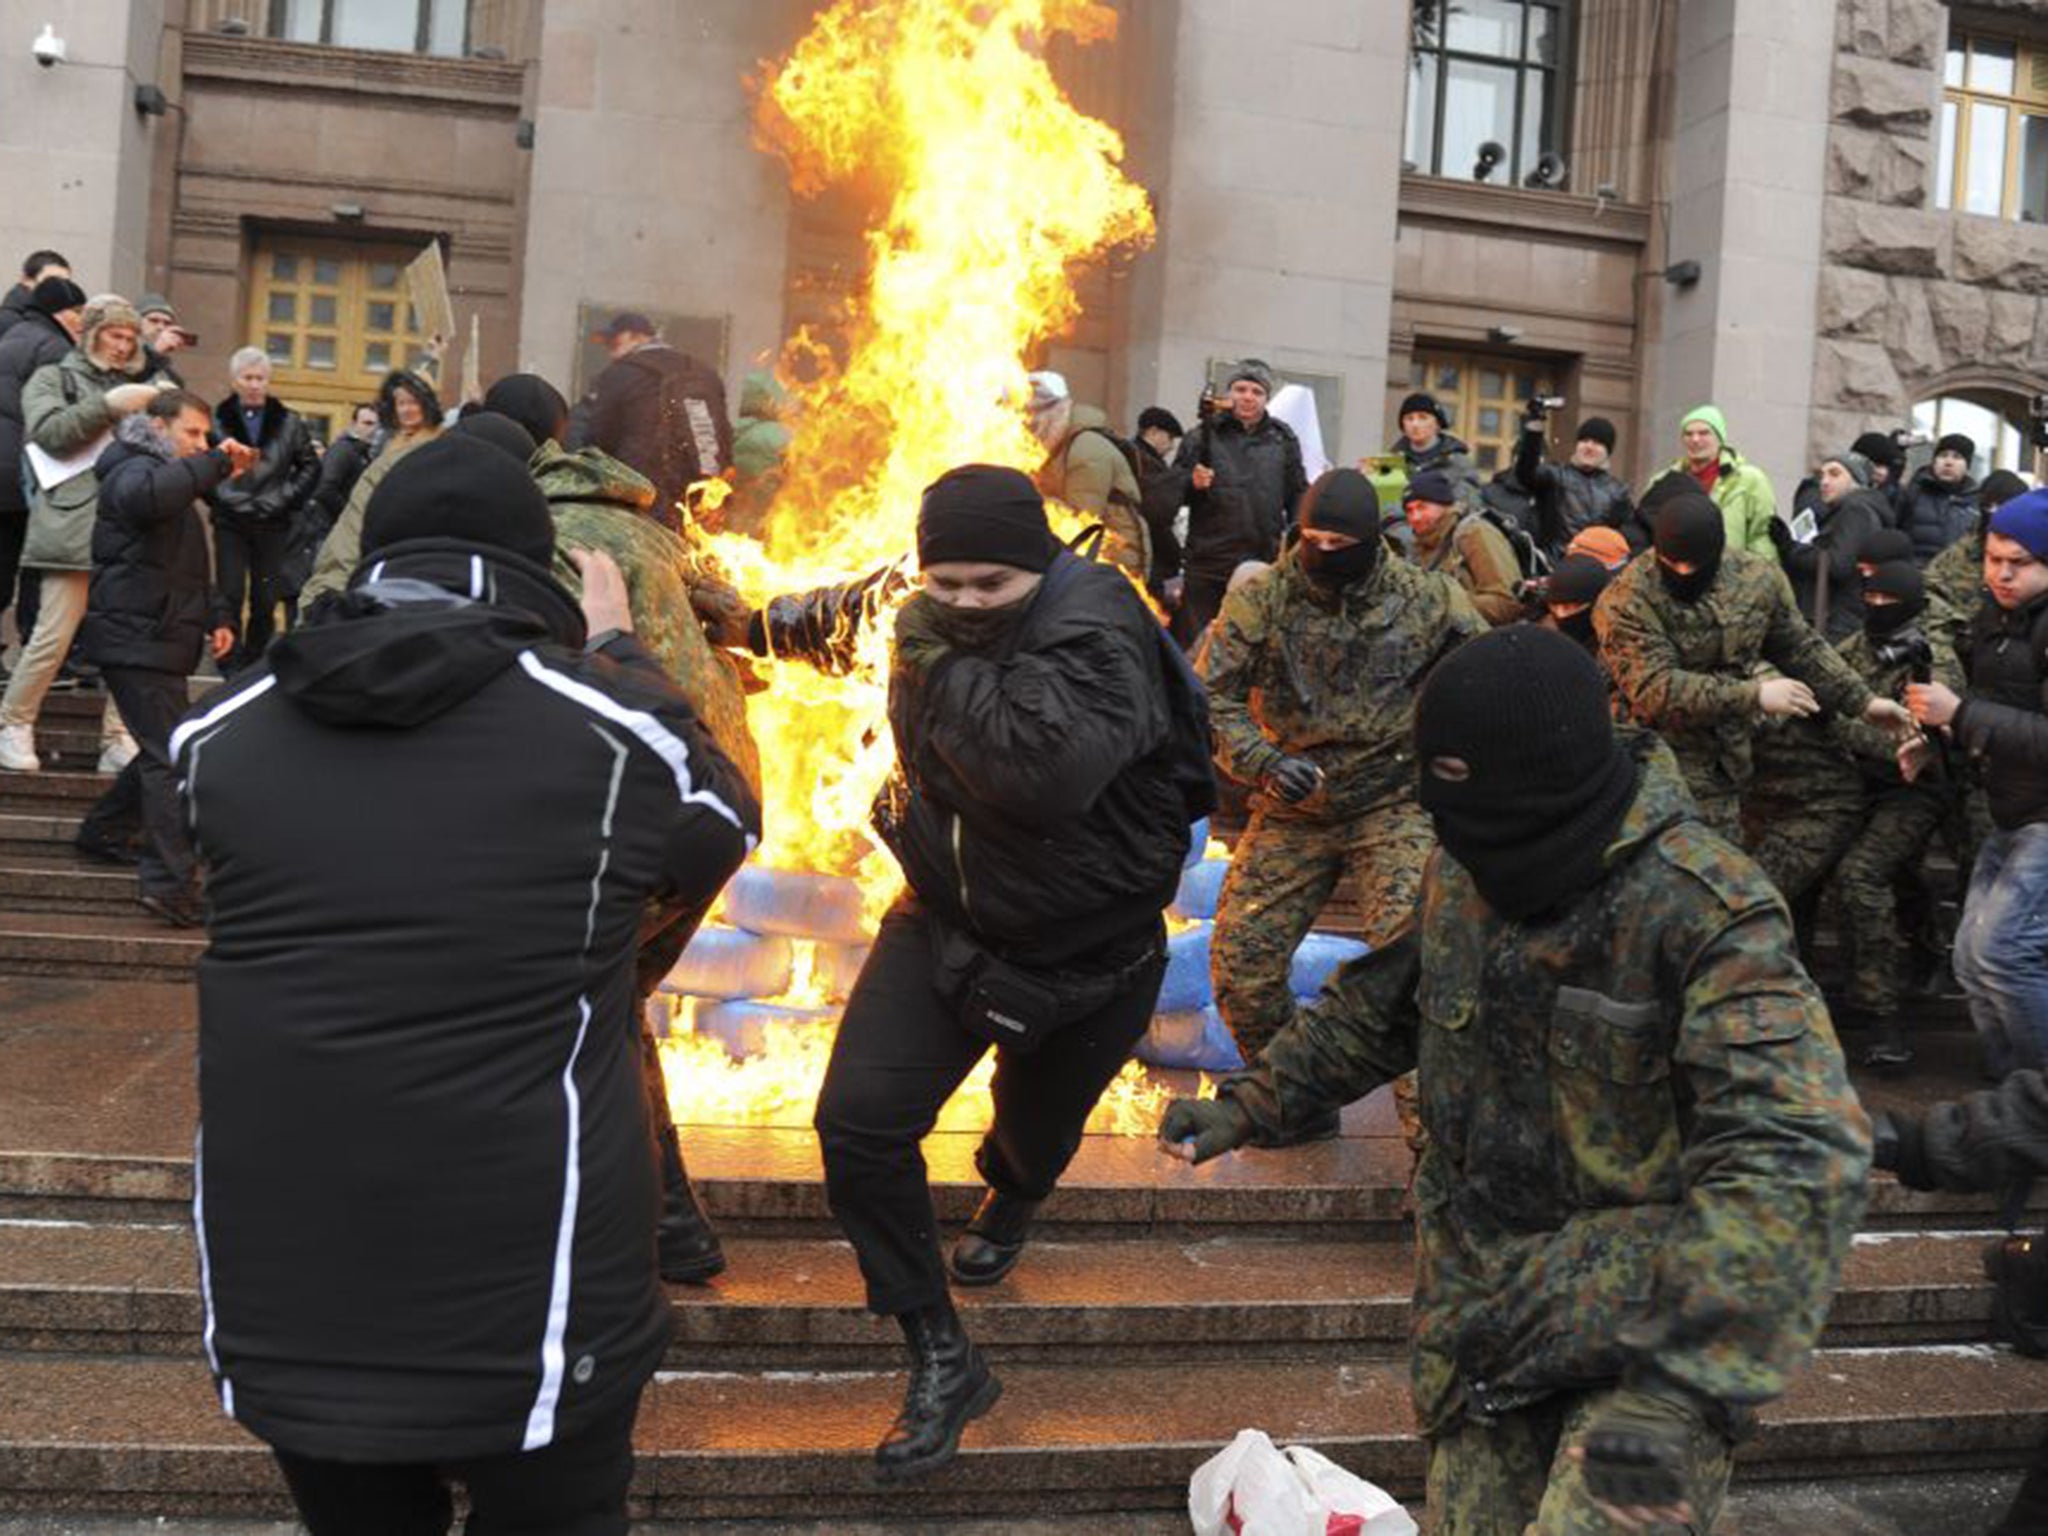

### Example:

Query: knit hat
xmin=482 ymin=373 xmax=569 ymax=449
xmin=1852 ymin=431 xmax=1904 ymax=473
xmin=1566 ymin=525 xmax=1633 ymax=571
xmin=1399 ymin=392 xmax=1449 ymax=428
xmin=1654 ymin=492 xmax=1726 ymax=602
xmin=1546 ymin=553 xmax=1613 ymax=607
xmin=1137 ymin=405 xmax=1184 ymax=439
xmin=1680 ymin=404 xmax=1729 ymax=447
xmin=1981 ymin=469 xmax=2030 ymax=514
xmin=362 ymin=435 xmax=555 ymax=566
xmin=1639 ymin=468 xmax=1695 ymax=519
xmin=1576 ymin=417 xmax=1617 ymax=452
xmin=29 ymin=276 xmax=85 ymax=317
xmin=1414 ymin=625 xmax=1642 ymax=920
xmin=917 ymin=464 xmax=1056 ymax=573
xmin=136 ymin=293 xmax=175 ymax=320
xmin=449 ymin=410 xmax=536 ymax=465
xmin=1858 ymin=528 xmax=1915 ymax=568
xmin=1826 ymin=449 xmax=1874 ymax=488
xmin=1301 ymin=468 xmax=1380 ymax=541
xmin=1990 ymin=489 xmax=2048 ymax=561
xmin=1937 ymin=432 xmax=1979 ymax=464
xmin=1404 ymin=470 xmax=1458 ymax=508
xmin=1226 ymin=359 xmax=1275 ymax=397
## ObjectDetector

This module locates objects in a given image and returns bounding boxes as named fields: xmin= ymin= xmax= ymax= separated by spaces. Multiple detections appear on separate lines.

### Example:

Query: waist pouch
xmin=929 ymin=918 xmax=1159 ymax=1054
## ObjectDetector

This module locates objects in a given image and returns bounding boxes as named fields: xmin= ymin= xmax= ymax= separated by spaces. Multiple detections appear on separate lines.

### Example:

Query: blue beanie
xmin=1990 ymin=488 xmax=2048 ymax=560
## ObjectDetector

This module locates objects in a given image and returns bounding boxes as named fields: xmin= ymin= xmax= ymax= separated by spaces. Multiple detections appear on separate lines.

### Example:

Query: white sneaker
xmin=0 ymin=724 xmax=40 ymax=773
xmin=97 ymin=733 xmax=138 ymax=773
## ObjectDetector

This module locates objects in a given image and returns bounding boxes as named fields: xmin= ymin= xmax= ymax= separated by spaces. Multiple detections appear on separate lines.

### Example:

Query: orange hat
xmin=1567 ymin=525 xmax=1632 ymax=571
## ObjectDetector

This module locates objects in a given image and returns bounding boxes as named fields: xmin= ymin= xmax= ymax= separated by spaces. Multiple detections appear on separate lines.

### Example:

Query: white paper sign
xmin=25 ymin=432 xmax=110 ymax=491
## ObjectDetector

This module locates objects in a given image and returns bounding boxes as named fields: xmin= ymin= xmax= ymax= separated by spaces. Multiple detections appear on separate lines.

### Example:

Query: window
xmin=248 ymin=235 xmax=436 ymax=441
xmin=268 ymin=0 xmax=468 ymax=56
xmin=1406 ymin=348 xmax=1562 ymax=474
xmin=1406 ymin=0 xmax=1570 ymax=187
xmin=1937 ymin=29 xmax=2048 ymax=222
xmin=1913 ymin=393 xmax=2034 ymax=479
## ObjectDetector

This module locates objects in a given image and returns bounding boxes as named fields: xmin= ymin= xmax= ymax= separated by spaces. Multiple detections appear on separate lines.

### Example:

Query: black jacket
xmin=0 ymin=309 xmax=74 ymax=517
xmin=1784 ymin=487 xmax=1888 ymax=642
xmin=1134 ymin=435 xmax=1184 ymax=586
xmin=209 ymin=395 xmax=318 ymax=526
xmin=1889 ymin=1070 xmax=2048 ymax=1196
xmin=178 ymin=542 xmax=759 ymax=1462
xmin=1957 ymin=590 xmax=2048 ymax=830
xmin=1170 ymin=412 xmax=1307 ymax=576
xmin=877 ymin=551 xmax=1187 ymax=969
xmin=307 ymin=432 xmax=373 ymax=526
xmin=567 ymin=344 xmax=733 ymax=525
xmin=82 ymin=420 xmax=232 ymax=672
xmin=1512 ymin=424 xmax=1634 ymax=556
xmin=0 ymin=285 xmax=32 ymax=344
xmin=1900 ymin=466 xmax=1978 ymax=564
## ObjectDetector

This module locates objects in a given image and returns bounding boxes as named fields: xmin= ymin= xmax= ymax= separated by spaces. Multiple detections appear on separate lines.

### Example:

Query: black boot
xmin=949 ymin=1190 xmax=1040 ymax=1287
xmin=874 ymin=1301 xmax=1000 ymax=1481
xmin=655 ymin=1121 xmax=726 ymax=1285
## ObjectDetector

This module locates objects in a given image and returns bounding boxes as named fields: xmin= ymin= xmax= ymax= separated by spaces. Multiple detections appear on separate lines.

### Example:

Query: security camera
xmin=32 ymin=24 xmax=66 ymax=67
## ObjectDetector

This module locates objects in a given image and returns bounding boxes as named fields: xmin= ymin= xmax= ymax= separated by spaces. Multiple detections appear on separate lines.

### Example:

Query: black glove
xmin=1262 ymin=756 xmax=1323 ymax=805
xmin=1159 ymin=1097 xmax=1254 ymax=1164
xmin=1872 ymin=1109 xmax=1933 ymax=1190
xmin=1579 ymin=1387 xmax=1700 ymax=1515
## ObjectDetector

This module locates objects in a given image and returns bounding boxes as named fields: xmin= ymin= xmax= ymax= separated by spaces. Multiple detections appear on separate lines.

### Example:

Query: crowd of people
xmin=7 ymin=239 xmax=2039 ymax=1531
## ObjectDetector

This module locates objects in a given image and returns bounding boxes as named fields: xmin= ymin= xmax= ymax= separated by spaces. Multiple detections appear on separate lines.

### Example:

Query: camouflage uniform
xmin=1405 ymin=507 xmax=1524 ymax=628
xmin=1199 ymin=545 xmax=1486 ymax=1057
xmin=1595 ymin=549 xmax=1874 ymax=838
xmin=1740 ymin=710 xmax=1864 ymax=907
xmin=1220 ymin=738 xmax=1872 ymax=1534
xmin=1924 ymin=529 xmax=1985 ymax=626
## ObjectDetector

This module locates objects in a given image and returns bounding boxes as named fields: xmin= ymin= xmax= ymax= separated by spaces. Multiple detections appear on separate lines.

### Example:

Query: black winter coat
xmin=1900 ymin=466 xmax=1978 ymax=564
xmin=567 ymin=344 xmax=733 ymax=524
xmin=1135 ymin=435 xmax=1183 ymax=585
xmin=1170 ymin=412 xmax=1307 ymax=576
xmin=1512 ymin=425 xmax=1634 ymax=555
xmin=178 ymin=541 xmax=759 ymax=1462
xmin=307 ymin=432 xmax=373 ymax=525
xmin=877 ymin=551 xmax=1188 ymax=970
xmin=1957 ymin=590 xmax=2048 ymax=830
xmin=0 ymin=285 xmax=33 ymax=344
xmin=1889 ymin=1070 xmax=2048 ymax=1197
xmin=209 ymin=395 xmax=318 ymax=526
xmin=0 ymin=310 xmax=74 ymax=517
xmin=1784 ymin=488 xmax=1888 ymax=642
xmin=82 ymin=423 xmax=232 ymax=673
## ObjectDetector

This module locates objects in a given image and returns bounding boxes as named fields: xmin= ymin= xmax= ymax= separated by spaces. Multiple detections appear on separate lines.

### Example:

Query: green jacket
xmin=1594 ymin=549 xmax=1873 ymax=804
xmin=1198 ymin=542 xmax=1486 ymax=819
xmin=1652 ymin=449 xmax=1780 ymax=563
xmin=1406 ymin=507 xmax=1522 ymax=627
xmin=537 ymin=440 xmax=761 ymax=798
xmin=1220 ymin=738 xmax=1871 ymax=1436
xmin=300 ymin=427 xmax=442 ymax=607
xmin=1041 ymin=405 xmax=1148 ymax=580
xmin=20 ymin=350 xmax=133 ymax=572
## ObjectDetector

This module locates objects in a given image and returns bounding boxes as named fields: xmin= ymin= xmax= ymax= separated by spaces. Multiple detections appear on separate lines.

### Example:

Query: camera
xmin=1870 ymin=628 xmax=1933 ymax=676
xmin=1525 ymin=395 xmax=1566 ymax=420
xmin=31 ymin=24 xmax=65 ymax=66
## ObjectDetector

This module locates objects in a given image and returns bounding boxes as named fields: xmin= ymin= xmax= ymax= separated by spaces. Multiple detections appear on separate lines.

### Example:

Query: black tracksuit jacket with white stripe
xmin=175 ymin=538 xmax=759 ymax=1462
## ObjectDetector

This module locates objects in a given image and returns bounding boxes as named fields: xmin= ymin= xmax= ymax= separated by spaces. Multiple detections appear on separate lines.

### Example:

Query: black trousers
xmin=814 ymin=902 xmax=1163 ymax=1316
xmin=214 ymin=519 xmax=291 ymax=671
xmin=77 ymin=666 xmax=196 ymax=897
xmin=271 ymin=1393 xmax=640 ymax=1536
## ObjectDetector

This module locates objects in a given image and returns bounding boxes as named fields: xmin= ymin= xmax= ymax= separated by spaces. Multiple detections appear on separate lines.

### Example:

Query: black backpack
xmin=1475 ymin=478 xmax=1551 ymax=582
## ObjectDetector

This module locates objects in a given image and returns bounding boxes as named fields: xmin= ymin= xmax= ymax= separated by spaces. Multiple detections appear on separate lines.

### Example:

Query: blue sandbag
xmin=1184 ymin=816 xmax=1211 ymax=869
xmin=1170 ymin=858 xmax=1230 ymax=922
xmin=1135 ymin=1005 xmax=1243 ymax=1072
xmin=1289 ymin=932 xmax=1370 ymax=999
xmin=723 ymin=865 xmax=871 ymax=945
xmin=662 ymin=925 xmax=794 ymax=1000
xmin=692 ymin=1000 xmax=839 ymax=1061
xmin=1158 ymin=922 xmax=1213 ymax=1012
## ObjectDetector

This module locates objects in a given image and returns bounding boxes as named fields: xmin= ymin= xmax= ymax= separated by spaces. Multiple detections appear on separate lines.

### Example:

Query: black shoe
xmin=74 ymin=828 xmax=140 ymax=866
xmin=874 ymin=1302 xmax=1000 ymax=1481
xmin=949 ymin=1190 xmax=1040 ymax=1287
xmin=655 ymin=1126 xmax=726 ymax=1285
xmin=138 ymin=889 xmax=204 ymax=928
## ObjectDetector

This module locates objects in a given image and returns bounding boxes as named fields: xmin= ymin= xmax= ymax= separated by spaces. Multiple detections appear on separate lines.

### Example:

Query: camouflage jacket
xmin=1198 ymin=543 xmax=1487 ymax=819
xmin=1825 ymin=599 xmax=1966 ymax=786
xmin=1220 ymin=737 xmax=1871 ymax=1436
xmin=538 ymin=440 xmax=762 ymax=798
xmin=1924 ymin=531 xmax=1984 ymax=651
xmin=1594 ymin=549 xmax=1873 ymax=801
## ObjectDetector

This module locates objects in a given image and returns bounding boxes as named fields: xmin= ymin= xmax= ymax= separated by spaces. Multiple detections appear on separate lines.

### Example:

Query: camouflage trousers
xmin=1741 ymin=779 xmax=1865 ymax=908
xmin=1427 ymin=1387 xmax=1732 ymax=1536
xmin=1830 ymin=788 xmax=1951 ymax=1017
xmin=1212 ymin=799 xmax=1432 ymax=1058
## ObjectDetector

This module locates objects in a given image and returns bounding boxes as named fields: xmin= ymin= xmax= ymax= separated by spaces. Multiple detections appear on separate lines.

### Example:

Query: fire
xmin=659 ymin=0 xmax=1162 ymax=1135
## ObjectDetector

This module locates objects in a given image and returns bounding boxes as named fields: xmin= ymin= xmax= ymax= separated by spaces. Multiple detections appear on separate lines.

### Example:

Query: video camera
xmin=1870 ymin=628 xmax=1934 ymax=679
xmin=1196 ymin=385 xmax=1233 ymax=428
xmin=1524 ymin=394 xmax=1567 ymax=421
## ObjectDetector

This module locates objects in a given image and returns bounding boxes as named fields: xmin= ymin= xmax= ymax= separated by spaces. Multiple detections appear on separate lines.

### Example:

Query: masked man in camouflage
xmin=1199 ymin=468 xmax=1486 ymax=1078
xmin=1595 ymin=491 xmax=1913 ymax=837
xmin=1162 ymin=625 xmax=1872 ymax=1536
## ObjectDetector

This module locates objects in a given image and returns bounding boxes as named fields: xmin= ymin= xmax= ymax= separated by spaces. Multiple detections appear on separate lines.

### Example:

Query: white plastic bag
xmin=1189 ymin=1430 xmax=1416 ymax=1536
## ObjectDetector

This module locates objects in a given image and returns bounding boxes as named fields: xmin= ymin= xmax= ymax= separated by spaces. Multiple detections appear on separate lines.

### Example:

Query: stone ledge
xmin=181 ymin=33 xmax=525 ymax=108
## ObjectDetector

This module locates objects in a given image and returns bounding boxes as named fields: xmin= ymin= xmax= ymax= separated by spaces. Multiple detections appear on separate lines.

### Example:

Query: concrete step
xmin=0 ymin=1347 xmax=2041 ymax=1523
xmin=0 ymin=1220 xmax=2001 ymax=1367
xmin=0 ymin=813 xmax=80 ymax=860
xmin=0 ymin=913 xmax=201 ymax=983
xmin=0 ymin=771 xmax=117 ymax=808
xmin=0 ymin=861 xmax=141 ymax=916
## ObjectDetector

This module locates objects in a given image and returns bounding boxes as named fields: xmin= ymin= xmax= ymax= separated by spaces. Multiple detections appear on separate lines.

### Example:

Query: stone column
xmin=1645 ymin=0 xmax=1837 ymax=500
xmin=1120 ymin=1 xmax=1407 ymax=462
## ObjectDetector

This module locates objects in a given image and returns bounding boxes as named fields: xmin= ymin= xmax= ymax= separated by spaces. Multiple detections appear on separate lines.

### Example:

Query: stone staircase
xmin=0 ymin=687 xmax=2044 ymax=1530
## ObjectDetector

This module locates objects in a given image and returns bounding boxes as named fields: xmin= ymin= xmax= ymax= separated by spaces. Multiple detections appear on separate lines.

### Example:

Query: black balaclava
xmin=1545 ymin=554 xmax=1611 ymax=649
xmin=1653 ymin=493 xmax=1726 ymax=603
xmin=1415 ymin=626 xmax=1642 ymax=921
xmin=482 ymin=373 xmax=570 ymax=449
xmin=1296 ymin=468 xmax=1382 ymax=589
xmin=449 ymin=410 xmax=536 ymax=465
xmin=362 ymin=435 xmax=555 ymax=566
xmin=917 ymin=464 xmax=1057 ymax=651
xmin=1863 ymin=560 xmax=1925 ymax=642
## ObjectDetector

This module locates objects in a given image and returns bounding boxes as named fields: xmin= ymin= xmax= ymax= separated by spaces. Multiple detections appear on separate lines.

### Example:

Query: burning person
xmin=813 ymin=463 xmax=1209 ymax=1480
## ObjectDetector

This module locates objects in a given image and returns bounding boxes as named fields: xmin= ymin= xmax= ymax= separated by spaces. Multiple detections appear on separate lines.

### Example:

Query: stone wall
xmin=1809 ymin=0 xmax=2048 ymax=462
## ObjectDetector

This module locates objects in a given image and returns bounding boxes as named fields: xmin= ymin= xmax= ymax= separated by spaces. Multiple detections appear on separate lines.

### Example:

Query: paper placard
xmin=26 ymin=432 xmax=109 ymax=490
xmin=404 ymin=242 xmax=455 ymax=346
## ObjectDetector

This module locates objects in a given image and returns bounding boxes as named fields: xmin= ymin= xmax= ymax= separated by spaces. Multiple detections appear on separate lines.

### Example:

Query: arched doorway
xmin=1912 ymin=386 xmax=2039 ymax=483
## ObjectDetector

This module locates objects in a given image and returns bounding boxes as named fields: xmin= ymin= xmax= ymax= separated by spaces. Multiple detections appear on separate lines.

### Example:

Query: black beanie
xmin=1852 ymin=431 xmax=1904 ymax=472
xmin=30 ymin=276 xmax=85 ymax=316
xmin=1937 ymin=432 xmax=1978 ymax=464
xmin=1639 ymin=469 xmax=1695 ymax=518
xmin=450 ymin=410 xmax=536 ymax=465
xmin=1137 ymin=405 xmax=1184 ymax=439
xmin=483 ymin=373 xmax=570 ymax=449
xmin=1981 ymin=469 xmax=2029 ymax=513
xmin=1301 ymin=468 xmax=1380 ymax=540
xmin=916 ymin=464 xmax=1056 ymax=573
xmin=1399 ymin=392 xmax=1448 ymax=428
xmin=1858 ymin=527 xmax=1915 ymax=568
xmin=362 ymin=435 xmax=556 ymax=567
xmin=1415 ymin=626 xmax=1641 ymax=920
xmin=1545 ymin=553 xmax=1612 ymax=607
xmin=1575 ymin=417 xmax=1617 ymax=452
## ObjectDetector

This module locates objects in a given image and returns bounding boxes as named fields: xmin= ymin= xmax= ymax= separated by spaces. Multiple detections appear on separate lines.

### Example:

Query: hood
xmin=111 ymin=413 xmax=173 ymax=459
xmin=268 ymin=539 xmax=586 ymax=729
xmin=738 ymin=369 xmax=788 ymax=422
xmin=530 ymin=439 xmax=657 ymax=514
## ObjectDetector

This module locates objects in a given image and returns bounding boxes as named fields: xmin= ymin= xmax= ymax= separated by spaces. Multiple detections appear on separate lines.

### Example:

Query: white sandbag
xmin=722 ymin=865 xmax=871 ymax=945
xmin=1171 ymin=858 xmax=1230 ymax=922
xmin=1134 ymin=1005 xmax=1242 ymax=1072
xmin=662 ymin=925 xmax=794 ymax=1001
xmin=692 ymin=1000 xmax=839 ymax=1060
xmin=1289 ymin=933 xmax=1369 ymax=1000
xmin=1158 ymin=922 xmax=1213 ymax=1012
